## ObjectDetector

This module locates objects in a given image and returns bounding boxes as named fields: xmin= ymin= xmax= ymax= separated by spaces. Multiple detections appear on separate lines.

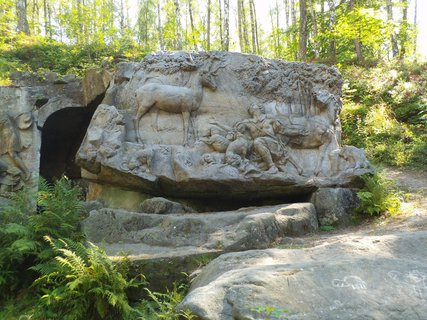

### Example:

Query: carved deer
xmin=135 ymin=59 xmax=220 ymax=146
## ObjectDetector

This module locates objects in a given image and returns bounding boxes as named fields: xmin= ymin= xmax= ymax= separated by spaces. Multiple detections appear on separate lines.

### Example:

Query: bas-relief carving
xmin=77 ymin=52 xmax=372 ymax=197
xmin=0 ymin=110 xmax=33 ymax=195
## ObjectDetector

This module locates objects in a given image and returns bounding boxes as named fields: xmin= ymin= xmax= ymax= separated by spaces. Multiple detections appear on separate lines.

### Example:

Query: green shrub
xmin=356 ymin=172 xmax=401 ymax=216
xmin=135 ymin=283 xmax=196 ymax=320
xmin=0 ymin=177 xmax=84 ymax=299
xmin=32 ymin=237 xmax=143 ymax=320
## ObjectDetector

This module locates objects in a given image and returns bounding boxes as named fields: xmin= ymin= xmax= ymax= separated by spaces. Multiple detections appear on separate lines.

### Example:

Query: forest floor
xmin=286 ymin=167 xmax=427 ymax=248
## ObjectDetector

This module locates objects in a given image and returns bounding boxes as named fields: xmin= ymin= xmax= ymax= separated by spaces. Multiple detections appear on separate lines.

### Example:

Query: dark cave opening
xmin=39 ymin=95 xmax=104 ymax=182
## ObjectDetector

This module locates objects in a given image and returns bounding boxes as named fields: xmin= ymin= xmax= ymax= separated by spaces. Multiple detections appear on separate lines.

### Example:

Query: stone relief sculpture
xmin=77 ymin=52 xmax=372 ymax=199
xmin=135 ymin=56 xmax=220 ymax=146
xmin=0 ymin=110 xmax=32 ymax=194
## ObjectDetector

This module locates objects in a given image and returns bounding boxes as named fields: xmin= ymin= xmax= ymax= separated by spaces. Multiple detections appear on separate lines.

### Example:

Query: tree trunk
xmin=223 ymin=0 xmax=229 ymax=51
xmin=16 ymin=0 xmax=30 ymax=35
xmin=218 ymin=0 xmax=223 ymax=49
xmin=386 ymin=0 xmax=399 ymax=58
xmin=413 ymin=0 xmax=417 ymax=56
xmin=309 ymin=0 xmax=319 ymax=58
xmin=299 ymin=0 xmax=307 ymax=61
xmin=237 ymin=0 xmax=244 ymax=52
xmin=249 ymin=0 xmax=257 ymax=53
xmin=188 ymin=0 xmax=197 ymax=50
xmin=207 ymin=0 xmax=211 ymax=50
xmin=399 ymin=0 xmax=408 ymax=60
xmin=241 ymin=0 xmax=249 ymax=52
xmin=348 ymin=0 xmax=364 ymax=64
xmin=327 ymin=0 xmax=336 ymax=63
xmin=291 ymin=0 xmax=297 ymax=60
xmin=174 ymin=0 xmax=182 ymax=49
xmin=157 ymin=0 xmax=164 ymax=50
xmin=284 ymin=0 xmax=289 ymax=29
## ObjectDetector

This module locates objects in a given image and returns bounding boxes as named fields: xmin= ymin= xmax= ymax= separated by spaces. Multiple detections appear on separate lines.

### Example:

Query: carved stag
xmin=135 ymin=59 xmax=219 ymax=146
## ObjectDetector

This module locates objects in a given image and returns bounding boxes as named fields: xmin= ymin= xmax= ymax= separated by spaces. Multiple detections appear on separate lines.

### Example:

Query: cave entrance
xmin=39 ymin=97 xmax=101 ymax=182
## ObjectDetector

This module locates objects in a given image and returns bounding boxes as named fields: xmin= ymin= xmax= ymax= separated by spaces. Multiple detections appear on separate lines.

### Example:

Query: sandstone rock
xmin=82 ymin=203 xmax=318 ymax=258
xmin=82 ymin=68 xmax=112 ymax=105
xmin=139 ymin=197 xmax=196 ymax=214
xmin=310 ymin=188 xmax=359 ymax=226
xmin=76 ymin=52 xmax=372 ymax=204
xmin=179 ymin=231 xmax=427 ymax=320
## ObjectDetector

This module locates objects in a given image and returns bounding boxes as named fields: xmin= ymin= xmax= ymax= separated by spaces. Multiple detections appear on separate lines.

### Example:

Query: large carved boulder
xmin=77 ymin=52 xmax=371 ymax=202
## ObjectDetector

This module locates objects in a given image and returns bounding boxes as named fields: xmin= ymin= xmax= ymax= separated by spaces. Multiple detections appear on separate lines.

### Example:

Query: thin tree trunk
xmin=16 ymin=0 xmax=30 ymax=35
xmin=284 ymin=0 xmax=289 ymax=29
xmin=327 ymin=0 xmax=336 ymax=63
xmin=399 ymin=0 xmax=408 ymax=60
xmin=188 ymin=0 xmax=197 ymax=50
xmin=207 ymin=0 xmax=211 ymax=50
xmin=218 ymin=0 xmax=223 ymax=49
xmin=386 ymin=0 xmax=398 ymax=58
xmin=241 ymin=0 xmax=249 ymax=52
xmin=158 ymin=0 xmax=164 ymax=50
xmin=249 ymin=0 xmax=256 ymax=53
xmin=299 ymin=0 xmax=307 ymax=61
xmin=174 ymin=0 xmax=182 ymax=49
xmin=237 ymin=0 xmax=244 ymax=52
xmin=223 ymin=0 xmax=229 ymax=51
xmin=413 ymin=0 xmax=417 ymax=56
xmin=276 ymin=0 xmax=281 ymax=57
xmin=309 ymin=0 xmax=319 ymax=58
xmin=348 ymin=0 xmax=364 ymax=64
xmin=291 ymin=0 xmax=297 ymax=60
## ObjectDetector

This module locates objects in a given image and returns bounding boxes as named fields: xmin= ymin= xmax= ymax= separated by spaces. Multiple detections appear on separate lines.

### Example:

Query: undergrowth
xmin=355 ymin=171 xmax=402 ymax=217
xmin=341 ymin=61 xmax=427 ymax=169
xmin=0 ymin=178 xmax=193 ymax=319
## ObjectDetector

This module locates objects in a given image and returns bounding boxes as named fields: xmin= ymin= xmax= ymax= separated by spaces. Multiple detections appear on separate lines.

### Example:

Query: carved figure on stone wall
xmin=329 ymin=146 xmax=371 ymax=175
xmin=237 ymin=105 xmax=303 ymax=175
xmin=274 ymin=115 xmax=338 ymax=175
xmin=0 ymin=111 xmax=31 ymax=182
xmin=135 ymin=56 xmax=220 ymax=146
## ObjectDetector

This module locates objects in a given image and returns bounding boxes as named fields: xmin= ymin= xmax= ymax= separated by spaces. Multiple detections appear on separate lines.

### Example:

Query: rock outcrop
xmin=179 ymin=230 xmax=427 ymax=320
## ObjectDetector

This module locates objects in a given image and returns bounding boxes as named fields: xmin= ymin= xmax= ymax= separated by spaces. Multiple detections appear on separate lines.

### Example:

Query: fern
xmin=33 ymin=237 xmax=143 ymax=320
xmin=0 ymin=177 xmax=85 ymax=299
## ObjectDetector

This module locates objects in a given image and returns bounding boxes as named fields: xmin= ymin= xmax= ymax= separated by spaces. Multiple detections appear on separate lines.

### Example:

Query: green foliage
xmin=32 ymin=237 xmax=142 ymax=320
xmin=250 ymin=306 xmax=289 ymax=319
xmin=319 ymin=225 xmax=336 ymax=232
xmin=0 ymin=34 xmax=146 ymax=81
xmin=341 ymin=62 xmax=427 ymax=169
xmin=0 ymin=177 xmax=84 ymax=299
xmin=135 ymin=283 xmax=196 ymax=320
xmin=356 ymin=172 xmax=401 ymax=216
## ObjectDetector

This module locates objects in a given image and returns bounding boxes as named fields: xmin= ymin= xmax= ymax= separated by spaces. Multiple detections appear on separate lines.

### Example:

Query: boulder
xmin=179 ymin=230 xmax=427 ymax=320
xmin=310 ymin=188 xmax=360 ymax=226
xmin=76 ymin=52 xmax=372 ymax=204
xmin=139 ymin=197 xmax=196 ymax=214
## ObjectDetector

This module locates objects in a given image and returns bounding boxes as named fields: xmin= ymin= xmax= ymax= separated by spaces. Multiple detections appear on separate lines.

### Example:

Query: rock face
xmin=82 ymin=203 xmax=318 ymax=259
xmin=179 ymin=231 xmax=427 ymax=320
xmin=76 ymin=52 xmax=372 ymax=202
xmin=0 ymin=70 xmax=111 ymax=196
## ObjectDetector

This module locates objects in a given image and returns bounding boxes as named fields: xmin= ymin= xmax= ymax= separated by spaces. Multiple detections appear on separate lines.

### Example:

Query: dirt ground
xmin=289 ymin=167 xmax=427 ymax=248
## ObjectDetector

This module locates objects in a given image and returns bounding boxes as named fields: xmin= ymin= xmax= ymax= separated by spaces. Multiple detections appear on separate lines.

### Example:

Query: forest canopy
xmin=0 ymin=0 xmax=422 ymax=79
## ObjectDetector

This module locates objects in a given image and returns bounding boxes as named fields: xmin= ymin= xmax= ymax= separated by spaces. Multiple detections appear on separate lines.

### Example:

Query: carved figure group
xmin=201 ymin=104 xmax=306 ymax=175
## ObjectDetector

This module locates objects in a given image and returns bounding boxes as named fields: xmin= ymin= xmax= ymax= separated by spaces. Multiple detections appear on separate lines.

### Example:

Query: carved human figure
xmin=237 ymin=104 xmax=303 ymax=175
xmin=0 ymin=111 xmax=30 ymax=181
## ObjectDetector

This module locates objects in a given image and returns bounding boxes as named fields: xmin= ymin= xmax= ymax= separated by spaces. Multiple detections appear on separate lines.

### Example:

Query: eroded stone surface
xmin=76 ymin=52 xmax=372 ymax=201
xmin=179 ymin=231 xmax=427 ymax=320
xmin=82 ymin=203 xmax=318 ymax=259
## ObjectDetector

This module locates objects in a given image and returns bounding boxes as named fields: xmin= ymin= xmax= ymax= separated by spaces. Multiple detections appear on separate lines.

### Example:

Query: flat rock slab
xmin=83 ymin=203 xmax=318 ymax=260
xmin=179 ymin=230 xmax=427 ymax=320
